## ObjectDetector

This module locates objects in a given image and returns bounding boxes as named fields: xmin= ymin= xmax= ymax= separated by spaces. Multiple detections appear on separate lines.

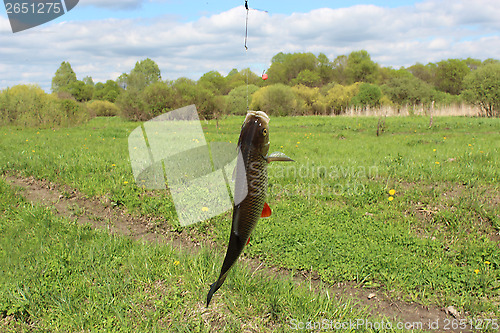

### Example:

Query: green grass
xmin=0 ymin=177 xmax=376 ymax=332
xmin=1 ymin=115 xmax=499 ymax=320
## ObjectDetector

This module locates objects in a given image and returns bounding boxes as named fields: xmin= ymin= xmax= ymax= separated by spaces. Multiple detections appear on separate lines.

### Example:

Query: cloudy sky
xmin=1 ymin=0 xmax=499 ymax=91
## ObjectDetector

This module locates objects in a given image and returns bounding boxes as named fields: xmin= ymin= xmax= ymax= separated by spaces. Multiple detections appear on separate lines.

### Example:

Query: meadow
xmin=1 ymin=114 xmax=499 ymax=331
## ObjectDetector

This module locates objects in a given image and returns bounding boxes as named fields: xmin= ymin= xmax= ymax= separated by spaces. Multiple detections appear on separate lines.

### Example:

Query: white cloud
xmin=79 ymin=0 xmax=144 ymax=10
xmin=0 ymin=1 xmax=499 ymax=91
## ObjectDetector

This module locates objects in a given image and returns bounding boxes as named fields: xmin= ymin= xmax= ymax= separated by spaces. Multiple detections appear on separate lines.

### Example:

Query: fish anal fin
xmin=261 ymin=202 xmax=272 ymax=218
xmin=266 ymin=151 xmax=294 ymax=163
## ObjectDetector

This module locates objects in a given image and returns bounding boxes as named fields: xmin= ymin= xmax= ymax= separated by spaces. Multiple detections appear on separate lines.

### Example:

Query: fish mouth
xmin=245 ymin=111 xmax=270 ymax=125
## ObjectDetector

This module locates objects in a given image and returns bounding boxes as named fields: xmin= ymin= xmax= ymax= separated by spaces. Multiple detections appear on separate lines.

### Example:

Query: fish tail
xmin=206 ymin=281 xmax=219 ymax=307
xmin=206 ymin=233 xmax=243 ymax=307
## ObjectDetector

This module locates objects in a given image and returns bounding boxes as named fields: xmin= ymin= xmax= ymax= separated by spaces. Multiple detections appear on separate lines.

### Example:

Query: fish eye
xmin=262 ymin=128 xmax=268 ymax=136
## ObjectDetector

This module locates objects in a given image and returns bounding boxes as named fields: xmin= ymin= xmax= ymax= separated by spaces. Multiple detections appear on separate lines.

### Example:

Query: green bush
xmin=250 ymin=84 xmax=298 ymax=116
xmin=224 ymin=84 xmax=259 ymax=115
xmin=324 ymin=83 xmax=360 ymax=115
xmin=462 ymin=63 xmax=500 ymax=117
xmin=291 ymin=85 xmax=327 ymax=115
xmin=0 ymin=84 xmax=89 ymax=127
xmin=86 ymin=100 xmax=120 ymax=117
xmin=351 ymin=83 xmax=382 ymax=108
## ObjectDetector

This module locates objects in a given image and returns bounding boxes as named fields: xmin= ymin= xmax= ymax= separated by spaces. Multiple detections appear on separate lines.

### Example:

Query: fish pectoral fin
xmin=266 ymin=151 xmax=294 ymax=163
xmin=260 ymin=202 xmax=272 ymax=218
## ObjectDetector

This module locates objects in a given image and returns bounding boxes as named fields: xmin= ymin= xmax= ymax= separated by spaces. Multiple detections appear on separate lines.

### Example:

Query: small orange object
xmin=261 ymin=202 xmax=272 ymax=218
xmin=262 ymin=73 xmax=268 ymax=80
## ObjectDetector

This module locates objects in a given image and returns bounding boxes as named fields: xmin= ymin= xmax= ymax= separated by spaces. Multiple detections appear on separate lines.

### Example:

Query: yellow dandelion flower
xmin=26 ymin=139 xmax=28 ymax=142
xmin=31 ymin=150 xmax=35 ymax=153
xmin=435 ymin=162 xmax=440 ymax=165
xmin=295 ymin=145 xmax=299 ymax=148
xmin=443 ymin=136 xmax=446 ymax=140
xmin=389 ymin=189 xmax=396 ymax=196
xmin=112 ymin=164 xmax=116 ymax=167
xmin=36 ymin=132 xmax=39 ymax=134
xmin=433 ymin=149 xmax=436 ymax=152
xmin=202 ymin=207 xmax=209 ymax=212
xmin=297 ymin=141 xmax=300 ymax=144
xmin=388 ymin=196 xmax=394 ymax=201
xmin=468 ymin=144 xmax=471 ymax=147
xmin=123 ymin=181 xmax=129 ymax=184
xmin=480 ymin=151 xmax=484 ymax=153
xmin=474 ymin=269 xmax=480 ymax=274
xmin=485 ymin=261 xmax=491 ymax=265
xmin=174 ymin=260 xmax=180 ymax=266
xmin=280 ymin=145 xmax=283 ymax=148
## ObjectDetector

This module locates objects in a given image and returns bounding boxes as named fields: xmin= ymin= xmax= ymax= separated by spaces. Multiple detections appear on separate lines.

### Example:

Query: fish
xmin=206 ymin=110 xmax=293 ymax=307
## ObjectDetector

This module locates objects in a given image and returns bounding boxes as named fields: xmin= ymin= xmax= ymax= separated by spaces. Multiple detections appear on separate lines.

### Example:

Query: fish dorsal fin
xmin=266 ymin=151 xmax=294 ymax=163
xmin=261 ymin=202 xmax=272 ymax=218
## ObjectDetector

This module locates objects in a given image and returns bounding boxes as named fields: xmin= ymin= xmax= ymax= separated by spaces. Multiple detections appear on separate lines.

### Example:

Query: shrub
xmin=86 ymin=100 xmax=120 ymax=117
xmin=351 ymin=83 xmax=382 ymax=109
xmin=462 ymin=63 xmax=500 ymax=117
xmin=250 ymin=84 xmax=297 ymax=116
xmin=0 ymin=84 xmax=90 ymax=127
xmin=224 ymin=84 xmax=259 ymax=115
xmin=291 ymin=85 xmax=327 ymax=115
xmin=324 ymin=83 xmax=360 ymax=115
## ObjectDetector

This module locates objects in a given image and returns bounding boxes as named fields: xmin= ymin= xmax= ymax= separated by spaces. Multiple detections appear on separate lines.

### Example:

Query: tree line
xmin=1 ymin=50 xmax=499 ymax=127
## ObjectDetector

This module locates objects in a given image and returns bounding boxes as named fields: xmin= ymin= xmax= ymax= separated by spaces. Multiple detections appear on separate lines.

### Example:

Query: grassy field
xmin=0 ymin=178 xmax=374 ymax=332
xmin=1 ymin=114 xmax=499 ymax=330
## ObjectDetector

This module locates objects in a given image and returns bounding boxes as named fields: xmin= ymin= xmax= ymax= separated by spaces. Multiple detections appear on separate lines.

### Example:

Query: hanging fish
xmin=206 ymin=110 xmax=293 ymax=307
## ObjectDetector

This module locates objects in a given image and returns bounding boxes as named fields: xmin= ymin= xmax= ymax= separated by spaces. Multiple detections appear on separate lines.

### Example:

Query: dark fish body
xmin=206 ymin=111 xmax=293 ymax=307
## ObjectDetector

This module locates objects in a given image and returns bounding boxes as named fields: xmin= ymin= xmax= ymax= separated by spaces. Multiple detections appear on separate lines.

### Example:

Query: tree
xmin=83 ymin=76 xmax=94 ymax=87
xmin=266 ymin=52 xmax=318 ymax=84
xmin=93 ymin=80 xmax=122 ymax=102
xmin=198 ymin=71 xmax=228 ymax=94
xmin=435 ymin=59 xmax=470 ymax=95
xmin=407 ymin=62 xmax=436 ymax=85
xmin=127 ymin=58 xmax=162 ymax=91
xmin=62 ymin=80 xmax=93 ymax=102
xmin=382 ymin=76 xmax=434 ymax=106
xmin=345 ymin=50 xmax=379 ymax=84
xmin=351 ymin=83 xmax=382 ymax=108
xmin=225 ymin=84 xmax=259 ymax=115
xmin=141 ymin=81 xmax=176 ymax=117
xmin=317 ymin=53 xmax=334 ymax=85
xmin=332 ymin=55 xmax=349 ymax=85
xmin=291 ymin=69 xmax=321 ymax=87
xmin=51 ymin=61 xmax=77 ymax=93
xmin=462 ymin=63 xmax=500 ymax=117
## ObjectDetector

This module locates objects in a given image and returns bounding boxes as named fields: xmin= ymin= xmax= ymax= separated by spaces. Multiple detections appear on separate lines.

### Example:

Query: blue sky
xmin=1 ymin=0 xmax=499 ymax=91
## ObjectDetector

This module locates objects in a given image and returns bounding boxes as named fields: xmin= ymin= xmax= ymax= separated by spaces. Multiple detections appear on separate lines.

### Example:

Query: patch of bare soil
xmin=399 ymin=181 xmax=500 ymax=243
xmin=6 ymin=175 xmax=465 ymax=332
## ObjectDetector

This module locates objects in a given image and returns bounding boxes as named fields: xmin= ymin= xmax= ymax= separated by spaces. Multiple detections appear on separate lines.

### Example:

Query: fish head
xmin=238 ymin=111 xmax=270 ymax=156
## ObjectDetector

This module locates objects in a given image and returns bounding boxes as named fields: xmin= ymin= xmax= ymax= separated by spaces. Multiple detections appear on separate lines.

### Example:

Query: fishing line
xmin=243 ymin=1 xmax=268 ymax=111
xmin=245 ymin=0 xmax=249 ymax=111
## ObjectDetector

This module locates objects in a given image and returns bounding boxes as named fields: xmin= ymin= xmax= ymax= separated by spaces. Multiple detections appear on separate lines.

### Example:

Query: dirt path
xmin=6 ymin=175 xmax=466 ymax=332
